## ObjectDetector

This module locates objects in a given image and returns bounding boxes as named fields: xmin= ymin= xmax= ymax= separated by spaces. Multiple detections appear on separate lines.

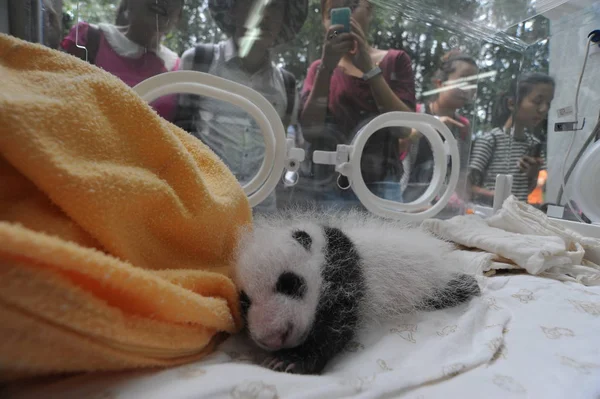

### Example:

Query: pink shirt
xmin=62 ymin=22 xmax=180 ymax=121
xmin=301 ymin=49 xmax=416 ymax=134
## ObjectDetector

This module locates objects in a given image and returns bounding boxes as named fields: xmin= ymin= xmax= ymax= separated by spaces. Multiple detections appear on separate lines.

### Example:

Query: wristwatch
xmin=362 ymin=66 xmax=382 ymax=81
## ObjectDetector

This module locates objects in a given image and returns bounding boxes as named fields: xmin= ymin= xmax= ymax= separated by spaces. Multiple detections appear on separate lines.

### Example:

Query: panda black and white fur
xmin=233 ymin=209 xmax=481 ymax=375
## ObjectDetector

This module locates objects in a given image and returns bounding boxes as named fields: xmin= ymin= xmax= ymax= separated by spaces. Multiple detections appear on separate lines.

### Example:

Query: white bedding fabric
xmin=8 ymin=275 xmax=600 ymax=399
xmin=422 ymin=195 xmax=600 ymax=286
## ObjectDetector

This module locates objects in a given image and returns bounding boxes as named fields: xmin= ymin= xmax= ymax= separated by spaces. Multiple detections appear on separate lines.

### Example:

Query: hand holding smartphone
xmin=329 ymin=7 xmax=358 ymax=55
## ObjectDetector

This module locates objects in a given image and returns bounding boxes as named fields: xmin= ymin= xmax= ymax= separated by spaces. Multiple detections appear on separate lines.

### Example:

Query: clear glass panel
xmin=7 ymin=0 xmax=44 ymax=43
xmin=544 ymin=3 xmax=600 ymax=222
xmin=1 ymin=0 xmax=10 ymax=35
xmin=378 ymin=0 xmax=555 ymax=32
xmin=41 ymin=0 xmax=64 ymax=49
xmin=17 ymin=0 xmax=598 ymax=220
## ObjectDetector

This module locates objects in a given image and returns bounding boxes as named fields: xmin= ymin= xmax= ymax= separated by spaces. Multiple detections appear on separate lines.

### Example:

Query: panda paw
xmin=262 ymin=356 xmax=298 ymax=373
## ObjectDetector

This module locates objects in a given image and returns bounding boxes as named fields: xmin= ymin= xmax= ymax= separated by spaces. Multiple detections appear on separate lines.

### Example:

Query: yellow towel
xmin=0 ymin=34 xmax=252 ymax=382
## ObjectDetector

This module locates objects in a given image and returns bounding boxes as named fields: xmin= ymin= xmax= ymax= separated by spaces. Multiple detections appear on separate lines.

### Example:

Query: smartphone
xmin=330 ymin=7 xmax=351 ymax=33
xmin=528 ymin=142 xmax=543 ymax=158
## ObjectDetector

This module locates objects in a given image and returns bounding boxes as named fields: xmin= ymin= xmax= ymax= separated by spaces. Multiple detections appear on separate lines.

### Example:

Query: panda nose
xmin=257 ymin=325 xmax=292 ymax=350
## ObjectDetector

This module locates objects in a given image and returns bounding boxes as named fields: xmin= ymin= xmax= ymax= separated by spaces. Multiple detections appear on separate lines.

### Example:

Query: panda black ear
xmin=292 ymin=230 xmax=312 ymax=251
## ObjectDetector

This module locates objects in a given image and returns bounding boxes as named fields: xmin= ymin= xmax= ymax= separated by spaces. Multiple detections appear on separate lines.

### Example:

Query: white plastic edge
xmin=348 ymin=111 xmax=460 ymax=221
xmin=570 ymin=139 xmax=600 ymax=223
xmin=132 ymin=71 xmax=287 ymax=208
xmin=350 ymin=117 xmax=447 ymax=210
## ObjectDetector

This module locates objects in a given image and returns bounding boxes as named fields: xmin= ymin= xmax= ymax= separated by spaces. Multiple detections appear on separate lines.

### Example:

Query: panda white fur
xmin=233 ymin=208 xmax=481 ymax=374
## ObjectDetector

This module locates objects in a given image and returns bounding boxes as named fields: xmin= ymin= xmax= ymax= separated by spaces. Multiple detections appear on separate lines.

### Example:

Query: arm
xmin=350 ymin=20 xmax=415 ymax=143
xmin=350 ymin=19 xmax=415 ymax=115
xmin=367 ymin=73 xmax=414 ymax=113
xmin=398 ymin=128 xmax=421 ymax=157
xmin=365 ymin=62 xmax=414 ymax=114
xmin=519 ymin=140 xmax=546 ymax=193
xmin=369 ymin=67 xmax=414 ymax=158
xmin=536 ymin=147 xmax=548 ymax=193
xmin=522 ymin=159 xmax=542 ymax=193
xmin=299 ymin=25 xmax=354 ymax=141
xmin=469 ymin=177 xmax=495 ymax=198
xmin=399 ymin=115 xmax=466 ymax=151
xmin=298 ymin=63 xmax=334 ymax=136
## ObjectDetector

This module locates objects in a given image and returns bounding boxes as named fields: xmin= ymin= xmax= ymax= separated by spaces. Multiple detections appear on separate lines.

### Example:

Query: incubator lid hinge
xmin=312 ymin=144 xmax=353 ymax=177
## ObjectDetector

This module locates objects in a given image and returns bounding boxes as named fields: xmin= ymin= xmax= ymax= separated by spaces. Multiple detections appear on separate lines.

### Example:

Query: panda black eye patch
xmin=292 ymin=230 xmax=312 ymax=251
xmin=276 ymin=271 xmax=307 ymax=299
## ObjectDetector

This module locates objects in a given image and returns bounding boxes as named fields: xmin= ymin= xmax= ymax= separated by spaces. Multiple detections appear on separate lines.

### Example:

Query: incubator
xmin=3 ymin=3 xmax=600 ymax=396
xmin=5 ymin=0 xmax=600 ymax=230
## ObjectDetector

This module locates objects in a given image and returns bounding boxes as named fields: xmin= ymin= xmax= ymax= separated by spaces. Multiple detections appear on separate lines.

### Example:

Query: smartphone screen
xmin=330 ymin=7 xmax=351 ymax=33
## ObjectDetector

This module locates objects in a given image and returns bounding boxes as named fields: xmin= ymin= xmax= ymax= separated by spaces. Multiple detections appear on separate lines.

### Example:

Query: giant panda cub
xmin=233 ymin=210 xmax=480 ymax=375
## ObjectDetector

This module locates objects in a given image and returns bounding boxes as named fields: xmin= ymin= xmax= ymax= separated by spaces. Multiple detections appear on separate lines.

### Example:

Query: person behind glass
xmin=61 ymin=0 xmax=183 ymax=121
xmin=175 ymin=0 xmax=308 ymax=214
xmin=41 ymin=0 xmax=62 ymax=50
xmin=468 ymin=73 xmax=554 ymax=206
xmin=299 ymin=0 xmax=416 ymax=206
xmin=400 ymin=50 xmax=478 ymax=206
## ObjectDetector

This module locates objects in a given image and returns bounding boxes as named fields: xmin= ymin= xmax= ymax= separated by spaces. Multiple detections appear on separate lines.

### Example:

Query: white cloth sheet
xmin=488 ymin=195 xmax=600 ymax=265
xmin=7 ymin=276 xmax=600 ymax=399
xmin=422 ymin=196 xmax=600 ymax=286
xmin=408 ymin=275 xmax=600 ymax=399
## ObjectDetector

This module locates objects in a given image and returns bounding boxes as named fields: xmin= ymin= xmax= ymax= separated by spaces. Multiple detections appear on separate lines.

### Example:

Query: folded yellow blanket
xmin=0 ymin=34 xmax=252 ymax=382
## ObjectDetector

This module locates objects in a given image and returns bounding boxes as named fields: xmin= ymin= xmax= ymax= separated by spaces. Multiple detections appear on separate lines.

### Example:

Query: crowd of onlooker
xmin=44 ymin=0 xmax=554 ymax=214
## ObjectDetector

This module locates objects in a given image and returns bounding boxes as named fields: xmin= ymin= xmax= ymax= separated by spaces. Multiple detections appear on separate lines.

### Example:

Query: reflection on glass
xmin=468 ymin=72 xmax=554 ymax=206
xmin=39 ymin=0 xmax=595 ymax=218
xmin=296 ymin=0 xmax=415 ymax=211
xmin=42 ymin=0 xmax=63 ymax=49
xmin=400 ymin=50 xmax=479 ymax=216
xmin=174 ymin=0 xmax=307 ymax=214
xmin=61 ymin=0 xmax=184 ymax=121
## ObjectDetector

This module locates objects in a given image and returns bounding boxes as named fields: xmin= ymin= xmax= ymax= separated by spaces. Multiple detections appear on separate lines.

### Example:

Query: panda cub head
xmin=234 ymin=222 xmax=326 ymax=352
